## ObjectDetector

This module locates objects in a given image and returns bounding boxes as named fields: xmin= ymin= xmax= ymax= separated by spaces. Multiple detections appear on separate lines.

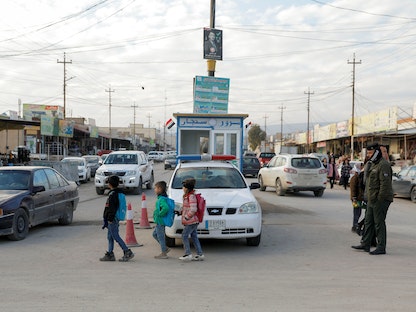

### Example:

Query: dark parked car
xmin=164 ymin=155 xmax=177 ymax=170
xmin=0 ymin=166 xmax=79 ymax=240
xmin=392 ymin=166 xmax=416 ymax=202
xmin=242 ymin=156 xmax=261 ymax=177
xmin=258 ymin=152 xmax=276 ymax=167
xmin=83 ymin=155 xmax=102 ymax=177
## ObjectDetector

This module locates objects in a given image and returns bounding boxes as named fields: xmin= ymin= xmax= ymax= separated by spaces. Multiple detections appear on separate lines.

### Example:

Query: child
xmin=152 ymin=181 xmax=171 ymax=259
xmin=100 ymin=175 xmax=134 ymax=262
xmin=179 ymin=178 xmax=204 ymax=261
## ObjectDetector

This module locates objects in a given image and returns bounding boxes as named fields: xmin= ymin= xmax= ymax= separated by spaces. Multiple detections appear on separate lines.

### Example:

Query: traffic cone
xmin=125 ymin=202 xmax=143 ymax=247
xmin=138 ymin=193 xmax=151 ymax=229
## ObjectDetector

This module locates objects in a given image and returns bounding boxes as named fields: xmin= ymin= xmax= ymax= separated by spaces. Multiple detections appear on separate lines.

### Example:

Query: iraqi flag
xmin=166 ymin=118 xmax=175 ymax=129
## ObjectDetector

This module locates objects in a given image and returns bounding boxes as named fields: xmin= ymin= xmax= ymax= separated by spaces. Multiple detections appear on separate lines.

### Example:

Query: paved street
xmin=2 ymin=163 xmax=416 ymax=311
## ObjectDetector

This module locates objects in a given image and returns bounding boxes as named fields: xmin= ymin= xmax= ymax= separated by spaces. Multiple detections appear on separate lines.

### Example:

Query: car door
xmin=139 ymin=153 xmax=151 ymax=182
xmin=262 ymin=156 xmax=278 ymax=186
xmin=31 ymin=169 xmax=55 ymax=225
xmin=44 ymin=168 xmax=67 ymax=218
xmin=393 ymin=167 xmax=416 ymax=197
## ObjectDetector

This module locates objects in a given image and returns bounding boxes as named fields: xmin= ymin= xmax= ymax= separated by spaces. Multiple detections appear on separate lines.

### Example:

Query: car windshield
xmin=171 ymin=167 xmax=247 ymax=189
xmin=105 ymin=154 xmax=137 ymax=165
xmin=62 ymin=159 xmax=84 ymax=166
xmin=291 ymin=157 xmax=321 ymax=169
xmin=0 ymin=171 xmax=30 ymax=190
xmin=260 ymin=153 xmax=275 ymax=158
xmin=84 ymin=157 xmax=99 ymax=164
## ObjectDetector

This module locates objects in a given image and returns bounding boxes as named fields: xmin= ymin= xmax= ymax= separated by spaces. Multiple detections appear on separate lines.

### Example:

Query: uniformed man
xmin=352 ymin=143 xmax=393 ymax=255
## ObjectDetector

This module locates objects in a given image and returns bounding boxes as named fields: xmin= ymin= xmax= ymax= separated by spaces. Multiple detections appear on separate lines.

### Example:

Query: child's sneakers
xmin=100 ymin=251 xmax=115 ymax=261
xmin=154 ymin=252 xmax=168 ymax=259
xmin=192 ymin=254 xmax=205 ymax=261
xmin=119 ymin=249 xmax=135 ymax=262
xmin=179 ymin=254 xmax=193 ymax=261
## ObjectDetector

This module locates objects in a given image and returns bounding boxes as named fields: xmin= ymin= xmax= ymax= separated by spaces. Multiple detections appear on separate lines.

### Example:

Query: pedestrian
xmin=352 ymin=143 xmax=393 ymax=255
xmin=100 ymin=175 xmax=135 ymax=262
xmin=350 ymin=167 xmax=363 ymax=233
xmin=152 ymin=181 xmax=171 ymax=259
xmin=327 ymin=157 xmax=339 ymax=189
xmin=340 ymin=158 xmax=352 ymax=190
xmin=179 ymin=178 xmax=204 ymax=261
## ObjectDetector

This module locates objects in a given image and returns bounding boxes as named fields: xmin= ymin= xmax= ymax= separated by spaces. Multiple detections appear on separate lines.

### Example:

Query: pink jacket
xmin=181 ymin=192 xmax=199 ymax=225
xmin=327 ymin=163 xmax=340 ymax=179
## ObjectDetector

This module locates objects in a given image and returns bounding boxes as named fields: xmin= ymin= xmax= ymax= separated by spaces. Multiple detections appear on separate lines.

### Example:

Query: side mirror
xmin=250 ymin=182 xmax=261 ymax=190
xmin=32 ymin=185 xmax=46 ymax=193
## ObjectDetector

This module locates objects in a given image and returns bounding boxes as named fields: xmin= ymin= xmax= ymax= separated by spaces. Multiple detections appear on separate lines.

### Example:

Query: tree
xmin=248 ymin=124 xmax=266 ymax=151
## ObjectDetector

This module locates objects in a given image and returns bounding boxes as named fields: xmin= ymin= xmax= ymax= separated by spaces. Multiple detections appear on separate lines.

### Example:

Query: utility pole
xmin=163 ymin=90 xmax=167 ymax=151
xmin=278 ymin=105 xmax=286 ymax=149
xmin=207 ymin=0 xmax=216 ymax=77
xmin=57 ymin=52 xmax=72 ymax=119
xmin=105 ymin=85 xmax=115 ymax=150
xmin=263 ymin=114 xmax=268 ymax=152
xmin=131 ymin=102 xmax=139 ymax=149
xmin=348 ymin=53 xmax=361 ymax=160
xmin=304 ymin=88 xmax=314 ymax=153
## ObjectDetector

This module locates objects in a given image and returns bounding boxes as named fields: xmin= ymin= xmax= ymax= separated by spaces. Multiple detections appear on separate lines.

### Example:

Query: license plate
xmin=206 ymin=220 xmax=226 ymax=230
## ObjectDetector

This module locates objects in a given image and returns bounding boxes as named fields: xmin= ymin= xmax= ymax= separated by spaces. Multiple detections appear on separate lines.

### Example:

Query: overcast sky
xmin=1 ymin=0 xmax=415 ymax=135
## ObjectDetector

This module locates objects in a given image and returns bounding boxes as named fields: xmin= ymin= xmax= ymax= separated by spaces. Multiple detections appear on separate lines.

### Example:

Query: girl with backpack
xmin=179 ymin=178 xmax=204 ymax=261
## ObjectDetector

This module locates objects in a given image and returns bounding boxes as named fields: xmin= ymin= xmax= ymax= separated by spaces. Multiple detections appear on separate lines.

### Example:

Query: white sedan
xmin=61 ymin=157 xmax=91 ymax=183
xmin=165 ymin=155 xmax=262 ymax=247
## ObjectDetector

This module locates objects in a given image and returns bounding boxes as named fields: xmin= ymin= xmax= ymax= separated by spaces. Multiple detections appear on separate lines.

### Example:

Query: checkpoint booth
xmin=173 ymin=113 xmax=248 ymax=170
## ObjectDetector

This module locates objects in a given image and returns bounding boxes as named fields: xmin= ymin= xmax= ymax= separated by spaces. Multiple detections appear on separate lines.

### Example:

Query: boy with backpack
xmin=179 ymin=178 xmax=204 ymax=262
xmin=152 ymin=181 xmax=172 ymax=259
xmin=100 ymin=175 xmax=134 ymax=262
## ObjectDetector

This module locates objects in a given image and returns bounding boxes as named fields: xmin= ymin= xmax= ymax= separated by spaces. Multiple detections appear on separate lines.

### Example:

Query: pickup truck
xmin=94 ymin=151 xmax=154 ymax=195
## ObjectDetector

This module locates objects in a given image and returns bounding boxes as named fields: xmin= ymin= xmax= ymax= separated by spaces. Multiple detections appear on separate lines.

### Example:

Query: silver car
xmin=258 ymin=154 xmax=327 ymax=197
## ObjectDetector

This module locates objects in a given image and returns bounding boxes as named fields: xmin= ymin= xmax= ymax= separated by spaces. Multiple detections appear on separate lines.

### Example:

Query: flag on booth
xmin=245 ymin=121 xmax=252 ymax=129
xmin=166 ymin=118 xmax=175 ymax=129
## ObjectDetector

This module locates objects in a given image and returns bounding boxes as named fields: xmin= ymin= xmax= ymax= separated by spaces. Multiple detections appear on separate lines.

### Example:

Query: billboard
xmin=23 ymin=104 xmax=63 ymax=121
xmin=203 ymin=28 xmax=223 ymax=60
xmin=193 ymin=76 xmax=230 ymax=114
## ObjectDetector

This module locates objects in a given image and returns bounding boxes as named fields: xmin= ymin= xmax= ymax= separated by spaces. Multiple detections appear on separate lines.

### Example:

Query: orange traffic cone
xmin=138 ymin=193 xmax=151 ymax=229
xmin=125 ymin=202 xmax=143 ymax=247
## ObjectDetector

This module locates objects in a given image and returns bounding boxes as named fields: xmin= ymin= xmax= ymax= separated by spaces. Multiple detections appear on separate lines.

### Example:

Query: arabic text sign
xmin=179 ymin=117 xmax=241 ymax=130
xmin=194 ymin=76 xmax=230 ymax=114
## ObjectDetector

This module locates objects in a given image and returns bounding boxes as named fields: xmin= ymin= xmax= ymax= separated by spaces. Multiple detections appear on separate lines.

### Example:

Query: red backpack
xmin=195 ymin=193 xmax=206 ymax=223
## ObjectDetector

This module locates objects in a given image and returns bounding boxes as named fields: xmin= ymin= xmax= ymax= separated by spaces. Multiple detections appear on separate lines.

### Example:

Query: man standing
xmin=352 ymin=143 xmax=393 ymax=255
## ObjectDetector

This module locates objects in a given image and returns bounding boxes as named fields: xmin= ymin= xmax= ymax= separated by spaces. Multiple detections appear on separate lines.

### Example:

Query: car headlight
xmin=96 ymin=170 xmax=104 ymax=176
xmin=239 ymin=202 xmax=259 ymax=214
xmin=125 ymin=170 xmax=137 ymax=176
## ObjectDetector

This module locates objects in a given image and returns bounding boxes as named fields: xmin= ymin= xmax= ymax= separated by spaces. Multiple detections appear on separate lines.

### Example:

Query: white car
xmin=61 ymin=157 xmax=91 ymax=183
xmin=258 ymin=154 xmax=327 ymax=197
xmin=95 ymin=151 xmax=154 ymax=195
xmin=147 ymin=151 xmax=166 ymax=162
xmin=165 ymin=155 xmax=262 ymax=247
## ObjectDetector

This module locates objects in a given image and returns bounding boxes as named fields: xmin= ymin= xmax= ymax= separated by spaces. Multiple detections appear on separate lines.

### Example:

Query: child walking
xmin=152 ymin=181 xmax=171 ymax=259
xmin=100 ymin=175 xmax=135 ymax=262
xmin=179 ymin=178 xmax=204 ymax=261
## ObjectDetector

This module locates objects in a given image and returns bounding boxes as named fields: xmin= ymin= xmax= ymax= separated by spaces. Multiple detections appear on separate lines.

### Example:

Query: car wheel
xmin=411 ymin=187 xmax=416 ymax=203
xmin=146 ymin=172 xmax=154 ymax=190
xmin=8 ymin=208 xmax=29 ymax=241
xmin=96 ymin=187 xmax=105 ymax=195
xmin=133 ymin=178 xmax=143 ymax=195
xmin=259 ymin=176 xmax=266 ymax=191
xmin=165 ymin=235 xmax=176 ymax=247
xmin=275 ymin=179 xmax=285 ymax=196
xmin=58 ymin=203 xmax=74 ymax=225
xmin=314 ymin=190 xmax=324 ymax=197
xmin=246 ymin=234 xmax=261 ymax=246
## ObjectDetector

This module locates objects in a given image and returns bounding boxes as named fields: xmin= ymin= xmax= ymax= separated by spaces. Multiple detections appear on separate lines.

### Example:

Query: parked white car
xmin=147 ymin=151 xmax=166 ymax=162
xmin=61 ymin=157 xmax=91 ymax=183
xmin=95 ymin=151 xmax=154 ymax=195
xmin=258 ymin=154 xmax=327 ymax=197
xmin=166 ymin=156 xmax=262 ymax=247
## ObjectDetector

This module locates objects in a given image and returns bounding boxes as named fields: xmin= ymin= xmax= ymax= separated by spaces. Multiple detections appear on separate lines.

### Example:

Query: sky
xmin=1 ymin=0 xmax=415 ymax=136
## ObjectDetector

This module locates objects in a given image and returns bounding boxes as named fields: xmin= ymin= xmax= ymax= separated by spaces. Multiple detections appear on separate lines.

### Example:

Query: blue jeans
xmin=107 ymin=221 xmax=128 ymax=252
xmin=182 ymin=223 xmax=203 ymax=255
xmin=153 ymin=224 xmax=168 ymax=253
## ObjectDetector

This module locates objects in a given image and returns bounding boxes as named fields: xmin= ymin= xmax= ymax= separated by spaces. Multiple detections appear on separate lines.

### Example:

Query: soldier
xmin=351 ymin=143 xmax=393 ymax=255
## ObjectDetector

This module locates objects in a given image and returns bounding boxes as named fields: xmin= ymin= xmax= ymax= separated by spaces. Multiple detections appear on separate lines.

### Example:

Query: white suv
xmin=166 ymin=157 xmax=262 ymax=247
xmin=258 ymin=154 xmax=327 ymax=197
xmin=94 ymin=151 xmax=154 ymax=195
